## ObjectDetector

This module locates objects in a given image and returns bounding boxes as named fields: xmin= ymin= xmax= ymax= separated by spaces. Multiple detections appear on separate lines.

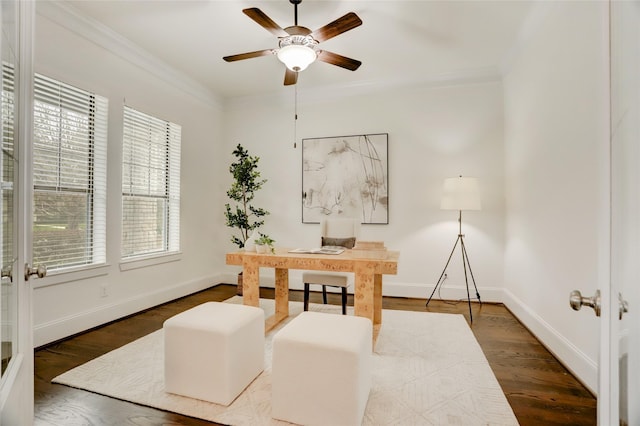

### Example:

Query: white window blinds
xmin=32 ymin=74 xmax=108 ymax=271
xmin=121 ymin=106 xmax=181 ymax=259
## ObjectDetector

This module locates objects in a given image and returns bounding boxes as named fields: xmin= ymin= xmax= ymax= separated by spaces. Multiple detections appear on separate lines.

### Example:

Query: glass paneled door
xmin=0 ymin=1 xmax=35 ymax=424
xmin=610 ymin=2 xmax=640 ymax=425
xmin=0 ymin=0 xmax=17 ymax=381
xmin=0 ymin=3 xmax=19 ymax=377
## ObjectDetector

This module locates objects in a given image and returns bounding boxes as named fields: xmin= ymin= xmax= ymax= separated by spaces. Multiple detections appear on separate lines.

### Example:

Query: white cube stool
xmin=163 ymin=301 xmax=264 ymax=406
xmin=271 ymin=311 xmax=372 ymax=426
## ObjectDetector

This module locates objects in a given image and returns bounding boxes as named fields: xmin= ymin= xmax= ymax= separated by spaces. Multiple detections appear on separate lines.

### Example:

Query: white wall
xmin=30 ymin=1 xmax=610 ymax=400
xmin=502 ymin=1 xmax=608 ymax=393
xmin=221 ymin=81 xmax=506 ymax=300
xmin=32 ymin=3 xmax=508 ymax=348
xmin=32 ymin=9 xmax=226 ymax=347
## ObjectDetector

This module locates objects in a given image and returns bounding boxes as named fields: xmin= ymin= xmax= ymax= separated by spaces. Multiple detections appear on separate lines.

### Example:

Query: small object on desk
xmin=321 ymin=245 xmax=346 ymax=250
xmin=288 ymin=247 xmax=345 ymax=255
xmin=353 ymin=241 xmax=386 ymax=250
xmin=352 ymin=240 xmax=387 ymax=258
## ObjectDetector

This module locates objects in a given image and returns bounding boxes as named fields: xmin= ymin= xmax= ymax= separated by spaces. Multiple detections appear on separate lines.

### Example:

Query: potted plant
xmin=254 ymin=233 xmax=275 ymax=254
xmin=224 ymin=144 xmax=269 ymax=294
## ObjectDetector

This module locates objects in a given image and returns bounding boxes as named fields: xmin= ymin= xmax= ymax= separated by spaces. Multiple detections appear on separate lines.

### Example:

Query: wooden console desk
xmin=225 ymin=248 xmax=399 ymax=340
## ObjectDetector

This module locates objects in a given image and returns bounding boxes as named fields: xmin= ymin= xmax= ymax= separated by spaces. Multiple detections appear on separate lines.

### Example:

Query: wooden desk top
xmin=226 ymin=248 xmax=399 ymax=275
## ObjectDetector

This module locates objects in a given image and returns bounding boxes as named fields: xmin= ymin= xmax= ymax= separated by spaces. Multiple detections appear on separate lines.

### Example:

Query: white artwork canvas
xmin=302 ymin=133 xmax=388 ymax=224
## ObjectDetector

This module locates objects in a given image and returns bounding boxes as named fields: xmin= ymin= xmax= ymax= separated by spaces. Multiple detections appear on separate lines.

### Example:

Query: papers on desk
xmin=288 ymin=247 xmax=345 ymax=255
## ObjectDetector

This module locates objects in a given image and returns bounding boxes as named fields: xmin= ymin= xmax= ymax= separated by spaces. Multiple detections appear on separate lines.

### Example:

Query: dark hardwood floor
xmin=34 ymin=284 xmax=596 ymax=426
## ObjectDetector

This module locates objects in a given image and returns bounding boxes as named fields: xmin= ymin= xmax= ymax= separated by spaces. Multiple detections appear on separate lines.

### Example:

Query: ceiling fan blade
xmin=310 ymin=12 xmax=362 ymax=43
xmin=223 ymin=49 xmax=274 ymax=62
xmin=317 ymin=50 xmax=362 ymax=71
xmin=243 ymin=8 xmax=289 ymax=37
xmin=284 ymin=68 xmax=298 ymax=86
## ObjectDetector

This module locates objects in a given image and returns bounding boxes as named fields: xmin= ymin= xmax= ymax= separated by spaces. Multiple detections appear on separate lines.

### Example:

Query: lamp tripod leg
xmin=426 ymin=235 xmax=460 ymax=307
xmin=431 ymin=208 xmax=481 ymax=323
xmin=461 ymin=236 xmax=473 ymax=323
xmin=460 ymin=237 xmax=481 ymax=324
xmin=460 ymin=237 xmax=481 ymax=303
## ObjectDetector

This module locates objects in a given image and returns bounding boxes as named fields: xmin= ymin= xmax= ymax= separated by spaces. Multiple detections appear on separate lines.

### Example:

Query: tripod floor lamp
xmin=426 ymin=176 xmax=482 ymax=323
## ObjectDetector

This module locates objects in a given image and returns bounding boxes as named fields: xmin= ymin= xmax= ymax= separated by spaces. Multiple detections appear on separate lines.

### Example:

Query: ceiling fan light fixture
xmin=277 ymin=35 xmax=318 ymax=72
xmin=224 ymin=5 xmax=362 ymax=85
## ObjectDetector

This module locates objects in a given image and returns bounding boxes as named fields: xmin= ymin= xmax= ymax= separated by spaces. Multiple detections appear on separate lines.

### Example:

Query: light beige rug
xmin=52 ymin=297 xmax=519 ymax=425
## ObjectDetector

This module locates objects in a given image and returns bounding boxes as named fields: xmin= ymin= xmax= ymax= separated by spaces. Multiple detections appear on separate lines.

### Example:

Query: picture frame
xmin=302 ymin=133 xmax=389 ymax=224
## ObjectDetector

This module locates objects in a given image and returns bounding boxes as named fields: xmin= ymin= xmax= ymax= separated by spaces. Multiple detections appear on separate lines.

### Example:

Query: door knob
xmin=24 ymin=263 xmax=47 ymax=281
xmin=1 ymin=265 xmax=12 ymax=283
xmin=618 ymin=292 xmax=629 ymax=320
xmin=570 ymin=289 xmax=601 ymax=317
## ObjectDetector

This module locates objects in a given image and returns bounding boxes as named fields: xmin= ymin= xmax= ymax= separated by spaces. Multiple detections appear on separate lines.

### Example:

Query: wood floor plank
xmin=34 ymin=284 xmax=596 ymax=425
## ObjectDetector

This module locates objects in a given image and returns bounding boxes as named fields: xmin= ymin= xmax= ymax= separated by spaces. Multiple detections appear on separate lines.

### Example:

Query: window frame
xmin=120 ymin=105 xmax=181 ymax=262
xmin=30 ymin=72 xmax=108 ymax=275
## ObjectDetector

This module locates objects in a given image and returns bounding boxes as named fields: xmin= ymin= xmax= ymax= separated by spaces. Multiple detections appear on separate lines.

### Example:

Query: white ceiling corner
xmin=37 ymin=1 xmax=223 ymax=108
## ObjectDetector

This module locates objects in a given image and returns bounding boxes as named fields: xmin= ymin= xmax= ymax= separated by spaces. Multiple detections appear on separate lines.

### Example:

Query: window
xmin=32 ymin=74 xmax=108 ymax=271
xmin=2 ymin=64 xmax=16 ymax=275
xmin=121 ymin=106 xmax=180 ymax=259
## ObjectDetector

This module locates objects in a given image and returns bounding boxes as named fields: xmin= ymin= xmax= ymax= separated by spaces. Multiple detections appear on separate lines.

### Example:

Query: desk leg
xmin=242 ymin=259 xmax=260 ymax=308
xmin=374 ymin=274 xmax=383 ymax=326
xmin=355 ymin=261 xmax=380 ymax=346
xmin=265 ymin=268 xmax=289 ymax=332
xmin=354 ymin=261 xmax=375 ymax=322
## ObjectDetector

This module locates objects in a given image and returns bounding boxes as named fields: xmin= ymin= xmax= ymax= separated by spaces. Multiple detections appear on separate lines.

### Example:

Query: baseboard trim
xmin=219 ymin=272 xmax=505 ymax=302
xmin=502 ymin=288 xmax=597 ymax=394
xmin=380 ymin=281 xmax=504 ymax=302
xmin=33 ymin=274 xmax=224 ymax=348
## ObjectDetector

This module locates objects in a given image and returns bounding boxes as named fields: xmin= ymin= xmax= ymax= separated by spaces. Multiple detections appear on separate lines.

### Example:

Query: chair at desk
xmin=302 ymin=217 xmax=359 ymax=315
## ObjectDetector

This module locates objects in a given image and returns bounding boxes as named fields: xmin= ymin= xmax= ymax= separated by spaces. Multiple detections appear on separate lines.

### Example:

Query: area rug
xmin=52 ymin=297 xmax=519 ymax=425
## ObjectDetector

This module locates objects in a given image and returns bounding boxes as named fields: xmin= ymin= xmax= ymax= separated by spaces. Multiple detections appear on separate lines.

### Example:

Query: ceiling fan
xmin=223 ymin=0 xmax=363 ymax=86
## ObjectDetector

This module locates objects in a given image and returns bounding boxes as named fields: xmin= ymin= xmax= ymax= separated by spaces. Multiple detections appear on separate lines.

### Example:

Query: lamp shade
xmin=440 ymin=176 xmax=481 ymax=211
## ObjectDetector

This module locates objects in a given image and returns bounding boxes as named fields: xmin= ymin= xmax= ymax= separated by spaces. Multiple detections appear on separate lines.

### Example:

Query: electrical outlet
xmin=100 ymin=285 xmax=108 ymax=298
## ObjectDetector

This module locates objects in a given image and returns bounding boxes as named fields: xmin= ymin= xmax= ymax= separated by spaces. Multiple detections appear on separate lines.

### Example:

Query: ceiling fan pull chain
xmin=293 ymin=84 xmax=298 ymax=148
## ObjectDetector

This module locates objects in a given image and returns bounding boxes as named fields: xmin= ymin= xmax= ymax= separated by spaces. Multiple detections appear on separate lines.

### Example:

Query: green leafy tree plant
xmin=224 ymin=144 xmax=269 ymax=248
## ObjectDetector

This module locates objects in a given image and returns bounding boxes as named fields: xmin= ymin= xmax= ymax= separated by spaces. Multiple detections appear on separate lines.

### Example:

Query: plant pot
xmin=244 ymin=230 xmax=259 ymax=252
xmin=255 ymin=244 xmax=268 ymax=254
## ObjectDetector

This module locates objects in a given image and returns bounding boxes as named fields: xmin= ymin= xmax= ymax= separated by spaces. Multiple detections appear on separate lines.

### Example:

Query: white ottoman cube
xmin=272 ymin=311 xmax=372 ymax=426
xmin=163 ymin=301 xmax=264 ymax=406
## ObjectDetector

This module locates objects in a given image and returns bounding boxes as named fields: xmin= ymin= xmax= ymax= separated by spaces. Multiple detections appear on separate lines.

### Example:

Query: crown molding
xmin=37 ymin=1 xmax=504 ymax=111
xmin=36 ymin=1 xmax=222 ymax=109
xmin=225 ymin=66 xmax=502 ymax=109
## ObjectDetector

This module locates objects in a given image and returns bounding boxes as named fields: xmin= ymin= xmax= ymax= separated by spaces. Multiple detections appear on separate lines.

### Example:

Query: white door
xmin=609 ymin=1 xmax=639 ymax=425
xmin=0 ymin=1 xmax=35 ymax=424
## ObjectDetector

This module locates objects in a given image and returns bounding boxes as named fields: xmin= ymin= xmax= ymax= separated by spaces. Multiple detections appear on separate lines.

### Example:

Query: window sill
xmin=119 ymin=252 xmax=182 ymax=272
xmin=34 ymin=263 xmax=111 ymax=288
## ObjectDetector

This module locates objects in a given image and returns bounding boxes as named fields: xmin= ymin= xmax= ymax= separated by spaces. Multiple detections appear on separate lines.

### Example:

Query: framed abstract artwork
xmin=302 ymin=133 xmax=389 ymax=224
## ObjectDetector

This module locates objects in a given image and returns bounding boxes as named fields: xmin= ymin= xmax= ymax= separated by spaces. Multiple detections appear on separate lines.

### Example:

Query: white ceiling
xmin=59 ymin=0 xmax=535 ymax=100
